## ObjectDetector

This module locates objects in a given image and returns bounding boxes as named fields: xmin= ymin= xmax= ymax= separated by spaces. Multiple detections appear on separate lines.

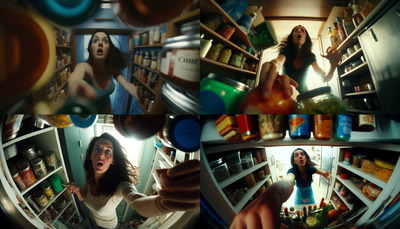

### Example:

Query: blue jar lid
xmin=27 ymin=0 xmax=100 ymax=26
xmin=69 ymin=115 xmax=97 ymax=128
xmin=167 ymin=116 xmax=200 ymax=152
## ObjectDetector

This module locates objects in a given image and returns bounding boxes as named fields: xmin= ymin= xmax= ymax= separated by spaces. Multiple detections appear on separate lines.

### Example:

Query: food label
xmin=289 ymin=115 xmax=310 ymax=137
xmin=160 ymin=52 xmax=172 ymax=75
xmin=172 ymin=50 xmax=199 ymax=82
xmin=359 ymin=114 xmax=375 ymax=127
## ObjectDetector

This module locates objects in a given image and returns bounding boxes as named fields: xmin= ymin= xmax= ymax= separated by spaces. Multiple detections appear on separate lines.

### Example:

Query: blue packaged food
xmin=334 ymin=115 xmax=352 ymax=141
xmin=288 ymin=115 xmax=310 ymax=139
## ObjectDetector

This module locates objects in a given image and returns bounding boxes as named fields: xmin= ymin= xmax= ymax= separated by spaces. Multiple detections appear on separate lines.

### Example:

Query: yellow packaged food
xmin=361 ymin=159 xmax=375 ymax=174
xmin=374 ymin=158 xmax=395 ymax=182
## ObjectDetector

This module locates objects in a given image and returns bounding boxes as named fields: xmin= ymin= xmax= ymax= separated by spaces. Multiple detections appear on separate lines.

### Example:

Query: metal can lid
xmin=40 ymin=181 xmax=51 ymax=190
xmin=161 ymin=81 xmax=199 ymax=114
xmin=209 ymin=158 xmax=223 ymax=168
xmin=206 ymin=73 xmax=250 ymax=93
xmin=31 ymin=157 xmax=44 ymax=165
xmin=164 ymin=34 xmax=200 ymax=49
xmin=33 ymin=190 xmax=44 ymax=199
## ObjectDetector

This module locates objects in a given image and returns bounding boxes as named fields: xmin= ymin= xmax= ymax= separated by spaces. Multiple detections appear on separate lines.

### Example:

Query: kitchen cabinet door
xmin=358 ymin=1 xmax=400 ymax=113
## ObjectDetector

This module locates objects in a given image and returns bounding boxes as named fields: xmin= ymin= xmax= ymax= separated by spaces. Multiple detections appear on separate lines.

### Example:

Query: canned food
xmin=17 ymin=160 xmax=36 ymax=187
xmin=44 ymin=151 xmax=58 ymax=171
xmin=2 ymin=115 xmax=24 ymax=141
xmin=206 ymin=42 xmax=225 ymax=61
xmin=161 ymin=34 xmax=200 ymax=91
xmin=218 ymin=48 xmax=232 ymax=64
xmin=21 ymin=145 xmax=38 ymax=161
xmin=33 ymin=190 xmax=48 ymax=207
xmin=218 ymin=23 xmax=236 ymax=40
xmin=40 ymin=181 xmax=55 ymax=199
xmin=203 ymin=13 xmax=225 ymax=31
xmin=10 ymin=164 xmax=27 ymax=190
xmin=31 ymin=157 xmax=47 ymax=179
xmin=288 ymin=115 xmax=310 ymax=139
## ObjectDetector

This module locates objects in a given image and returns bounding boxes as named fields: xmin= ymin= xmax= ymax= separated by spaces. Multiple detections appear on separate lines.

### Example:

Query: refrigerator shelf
xmin=37 ymin=186 xmax=68 ymax=217
xmin=158 ymin=149 xmax=174 ymax=167
xmin=333 ymin=188 xmax=355 ymax=210
xmin=21 ymin=166 xmax=63 ymax=196
xmin=2 ymin=127 xmax=54 ymax=149
xmin=50 ymin=199 xmax=73 ymax=225
xmin=338 ymin=162 xmax=386 ymax=189
xmin=336 ymin=176 xmax=373 ymax=206
xmin=233 ymin=175 xmax=271 ymax=213
xmin=219 ymin=161 xmax=268 ymax=189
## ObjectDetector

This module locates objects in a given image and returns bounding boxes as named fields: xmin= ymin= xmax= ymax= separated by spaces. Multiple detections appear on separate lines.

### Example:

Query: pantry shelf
xmin=339 ymin=49 xmax=363 ymax=67
xmin=132 ymin=73 xmax=157 ymax=95
xmin=233 ymin=175 xmax=270 ymax=213
xmin=345 ymin=90 xmax=377 ymax=97
xmin=338 ymin=162 xmax=386 ymax=189
xmin=37 ymin=187 xmax=67 ymax=216
xmin=200 ymin=23 xmax=259 ymax=61
xmin=200 ymin=0 xmax=252 ymax=48
xmin=133 ymin=44 xmax=163 ymax=48
xmin=219 ymin=161 xmax=268 ymax=189
xmin=2 ymin=127 xmax=54 ymax=148
xmin=55 ymin=62 xmax=73 ymax=73
xmin=339 ymin=62 xmax=369 ymax=79
xmin=201 ymin=57 xmax=257 ymax=76
xmin=337 ymin=176 xmax=373 ymax=206
xmin=51 ymin=200 xmax=73 ymax=225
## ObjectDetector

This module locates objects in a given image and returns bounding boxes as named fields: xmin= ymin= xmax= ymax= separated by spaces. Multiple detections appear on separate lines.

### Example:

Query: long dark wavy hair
xmin=278 ymin=25 xmax=314 ymax=59
xmin=83 ymin=133 xmax=139 ymax=196
xmin=87 ymin=29 xmax=127 ymax=70
xmin=290 ymin=148 xmax=314 ymax=182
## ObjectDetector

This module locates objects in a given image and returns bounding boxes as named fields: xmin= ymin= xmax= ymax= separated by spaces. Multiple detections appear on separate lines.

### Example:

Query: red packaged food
xmin=218 ymin=23 xmax=236 ymax=40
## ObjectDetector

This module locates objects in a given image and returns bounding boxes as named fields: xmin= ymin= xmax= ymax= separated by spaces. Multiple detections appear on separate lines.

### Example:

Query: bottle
xmin=328 ymin=27 xmax=340 ymax=49
xmin=302 ymin=206 xmax=308 ymax=223
xmin=292 ymin=210 xmax=302 ymax=228
xmin=352 ymin=114 xmax=375 ymax=131
xmin=351 ymin=0 xmax=364 ymax=27
xmin=361 ymin=0 xmax=376 ymax=18
xmin=284 ymin=207 xmax=293 ymax=228
xmin=236 ymin=12 xmax=257 ymax=33
xmin=343 ymin=9 xmax=356 ymax=37
xmin=336 ymin=17 xmax=347 ymax=42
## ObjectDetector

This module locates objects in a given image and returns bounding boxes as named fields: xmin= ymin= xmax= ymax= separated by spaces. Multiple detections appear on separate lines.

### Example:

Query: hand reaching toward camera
xmin=156 ymin=159 xmax=200 ymax=212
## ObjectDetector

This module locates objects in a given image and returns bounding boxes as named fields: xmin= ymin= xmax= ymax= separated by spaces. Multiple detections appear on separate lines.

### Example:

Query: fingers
xmin=164 ymin=159 xmax=199 ymax=177
xmin=280 ymin=74 xmax=292 ymax=97
xmin=260 ymin=62 xmax=279 ymax=99
xmin=160 ymin=199 xmax=199 ymax=212
xmin=158 ymin=189 xmax=199 ymax=203
xmin=161 ymin=172 xmax=200 ymax=189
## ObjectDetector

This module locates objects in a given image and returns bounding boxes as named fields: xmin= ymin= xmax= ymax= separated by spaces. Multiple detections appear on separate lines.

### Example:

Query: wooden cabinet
xmin=358 ymin=0 xmax=400 ymax=114
xmin=0 ymin=123 xmax=81 ymax=228
xmin=200 ymin=0 xmax=262 ymax=88
xmin=128 ymin=9 xmax=200 ymax=114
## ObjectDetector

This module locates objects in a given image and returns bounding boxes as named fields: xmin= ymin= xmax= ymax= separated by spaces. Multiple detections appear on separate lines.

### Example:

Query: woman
xmin=68 ymin=29 xmax=137 ymax=113
xmin=230 ymin=148 xmax=330 ymax=229
xmin=259 ymin=25 xmax=342 ymax=99
xmin=67 ymin=133 xmax=199 ymax=229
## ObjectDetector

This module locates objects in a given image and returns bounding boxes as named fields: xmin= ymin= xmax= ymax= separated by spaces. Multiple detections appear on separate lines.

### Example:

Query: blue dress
xmin=287 ymin=166 xmax=317 ymax=204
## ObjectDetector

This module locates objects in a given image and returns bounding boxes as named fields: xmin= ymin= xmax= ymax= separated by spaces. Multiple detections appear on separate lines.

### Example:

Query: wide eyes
xmin=94 ymin=147 xmax=112 ymax=157
xmin=93 ymin=37 xmax=109 ymax=45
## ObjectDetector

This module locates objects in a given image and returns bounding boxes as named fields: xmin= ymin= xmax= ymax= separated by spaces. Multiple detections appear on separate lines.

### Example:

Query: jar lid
xmin=33 ymin=190 xmax=44 ymax=199
xmin=31 ymin=157 xmax=43 ymax=165
xmin=40 ymin=181 xmax=50 ymax=189
xmin=161 ymin=81 xmax=199 ymax=114
xmin=180 ymin=20 xmax=200 ymax=35
xmin=374 ymin=158 xmax=395 ymax=170
xmin=167 ymin=115 xmax=200 ymax=152
xmin=206 ymin=73 xmax=250 ymax=92
xmin=68 ymin=114 xmax=97 ymax=128
xmin=297 ymin=86 xmax=332 ymax=101
xmin=209 ymin=158 xmax=223 ymax=168
xmin=164 ymin=34 xmax=200 ymax=49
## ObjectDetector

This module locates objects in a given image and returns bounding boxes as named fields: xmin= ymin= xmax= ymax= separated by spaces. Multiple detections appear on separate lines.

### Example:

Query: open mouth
xmin=300 ymin=159 xmax=304 ymax=164
xmin=297 ymin=34 xmax=302 ymax=39
xmin=97 ymin=48 xmax=104 ymax=55
xmin=97 ymin=161 xmax=104 ymax=166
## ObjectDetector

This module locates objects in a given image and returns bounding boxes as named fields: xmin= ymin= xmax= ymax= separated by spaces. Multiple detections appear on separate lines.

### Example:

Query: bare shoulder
xmin=73 ymin=62 xmax=93 ymax=80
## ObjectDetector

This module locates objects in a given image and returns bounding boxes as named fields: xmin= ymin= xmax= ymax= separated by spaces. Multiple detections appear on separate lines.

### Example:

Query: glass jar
xmin=240 ymin=56 xmax=247 ymax=69
xmin=134 ymin=51 xmax=139 ymax=63
xmin=313 ymin=114 xmax=333 ymax=140
xmin=31 ymin=157 xmax=47 ymax=179
xmin=352 ymin=114 xmax=375 ymax=131
xmin=138 ymin=51 xmax=144 ymax=65
xmin=17 ymin=160 xmax=36 ymax=187
xmin=200 ymin=73 xmax=250 ymax=114
xmin=153 ymin=27 xmax=161 ymax=44
xmin=147 ymin=99 xmax=154 ymax=113
xmin=143 ymin=51 xmax=151 ymax=67
xmin=134 ymin=33 xmax=141 ymax=46
xmin=203 ymin=13 xmax=225 ymax=31
xmin=288 ymin=114 xmax=310 ymax=139
xmin=156 ymin=52 xmax=162 ymax=71
xmin=160 ymin=34 xmax=199 ymax=91
xmin=149 ymin=72 xmax=155 ymax=89
xmin=206 ymin=42 xmax=225 ymax=61
xmin=296 ymin=86 xmax=348 ymax=114
xmin=141 ymin=32 xmax=149 ymax=45
xmin=141 ymin=68 xmax=148 ymax=83
xmin=218 ymin=48 xmax=232 ymax=64
xmin=149 ymin=29 xmax=154 ymax=45
xmin=258 ymin=115 xmax=287 ymax=140
xmin=147 ymin=72 xmax=153 ymax=86
xmin=150 ymin=51 xmax=157 ymax=69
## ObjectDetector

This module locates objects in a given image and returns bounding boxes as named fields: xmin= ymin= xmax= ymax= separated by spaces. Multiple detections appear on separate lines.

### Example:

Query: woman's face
xmin=90 ymin=138 xmax=114 ymax=174
xmin=90 ymin=32 xmax=110 ymax=60
xmin=293 ymin=149 xmax=307 ymax=167
xmin=292 ymin=26 xmax=307 ymax=46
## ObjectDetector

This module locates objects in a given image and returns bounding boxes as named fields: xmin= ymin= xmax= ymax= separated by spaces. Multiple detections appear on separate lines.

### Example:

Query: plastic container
xmin=288 ymin=115 xmax=310 ymax=139
xmin=225 ymin=152 xmax=241 ymax=164
xmin=296 ymin=87 xmax=348 ymax=114
xmin=48 ymin=174 xmax=63 ymax=193
xmin=374 ymin=159 xmax=395 ymax=182
xmin=334 ymin=114 xmax=352 ymax=141
xmin=247 ymin=21 xmax=278 ymax=53
xmin=200 ymin=35 xmax=213 ymax=58
xmin=211 ymin=161 xmax=230 ymax=183
xmin=258 ymin=115 xmax=286 ymax=140
xmin=225 ymin=152 xmax=243 ymax=174
xmin=40 ymin=181 xmax=55 ymax=200
xmin=200 ymin=73 xmax=250 ymax=114
xmin=164 ymin=115 xmax=200 ymax=152
xmin=240 ymin=151 xmax=254 ymax=169
xmin=313 ymin=114 xmax=333 ymax=140
xmin=361 ymin=159 xmax=375 ymax=174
